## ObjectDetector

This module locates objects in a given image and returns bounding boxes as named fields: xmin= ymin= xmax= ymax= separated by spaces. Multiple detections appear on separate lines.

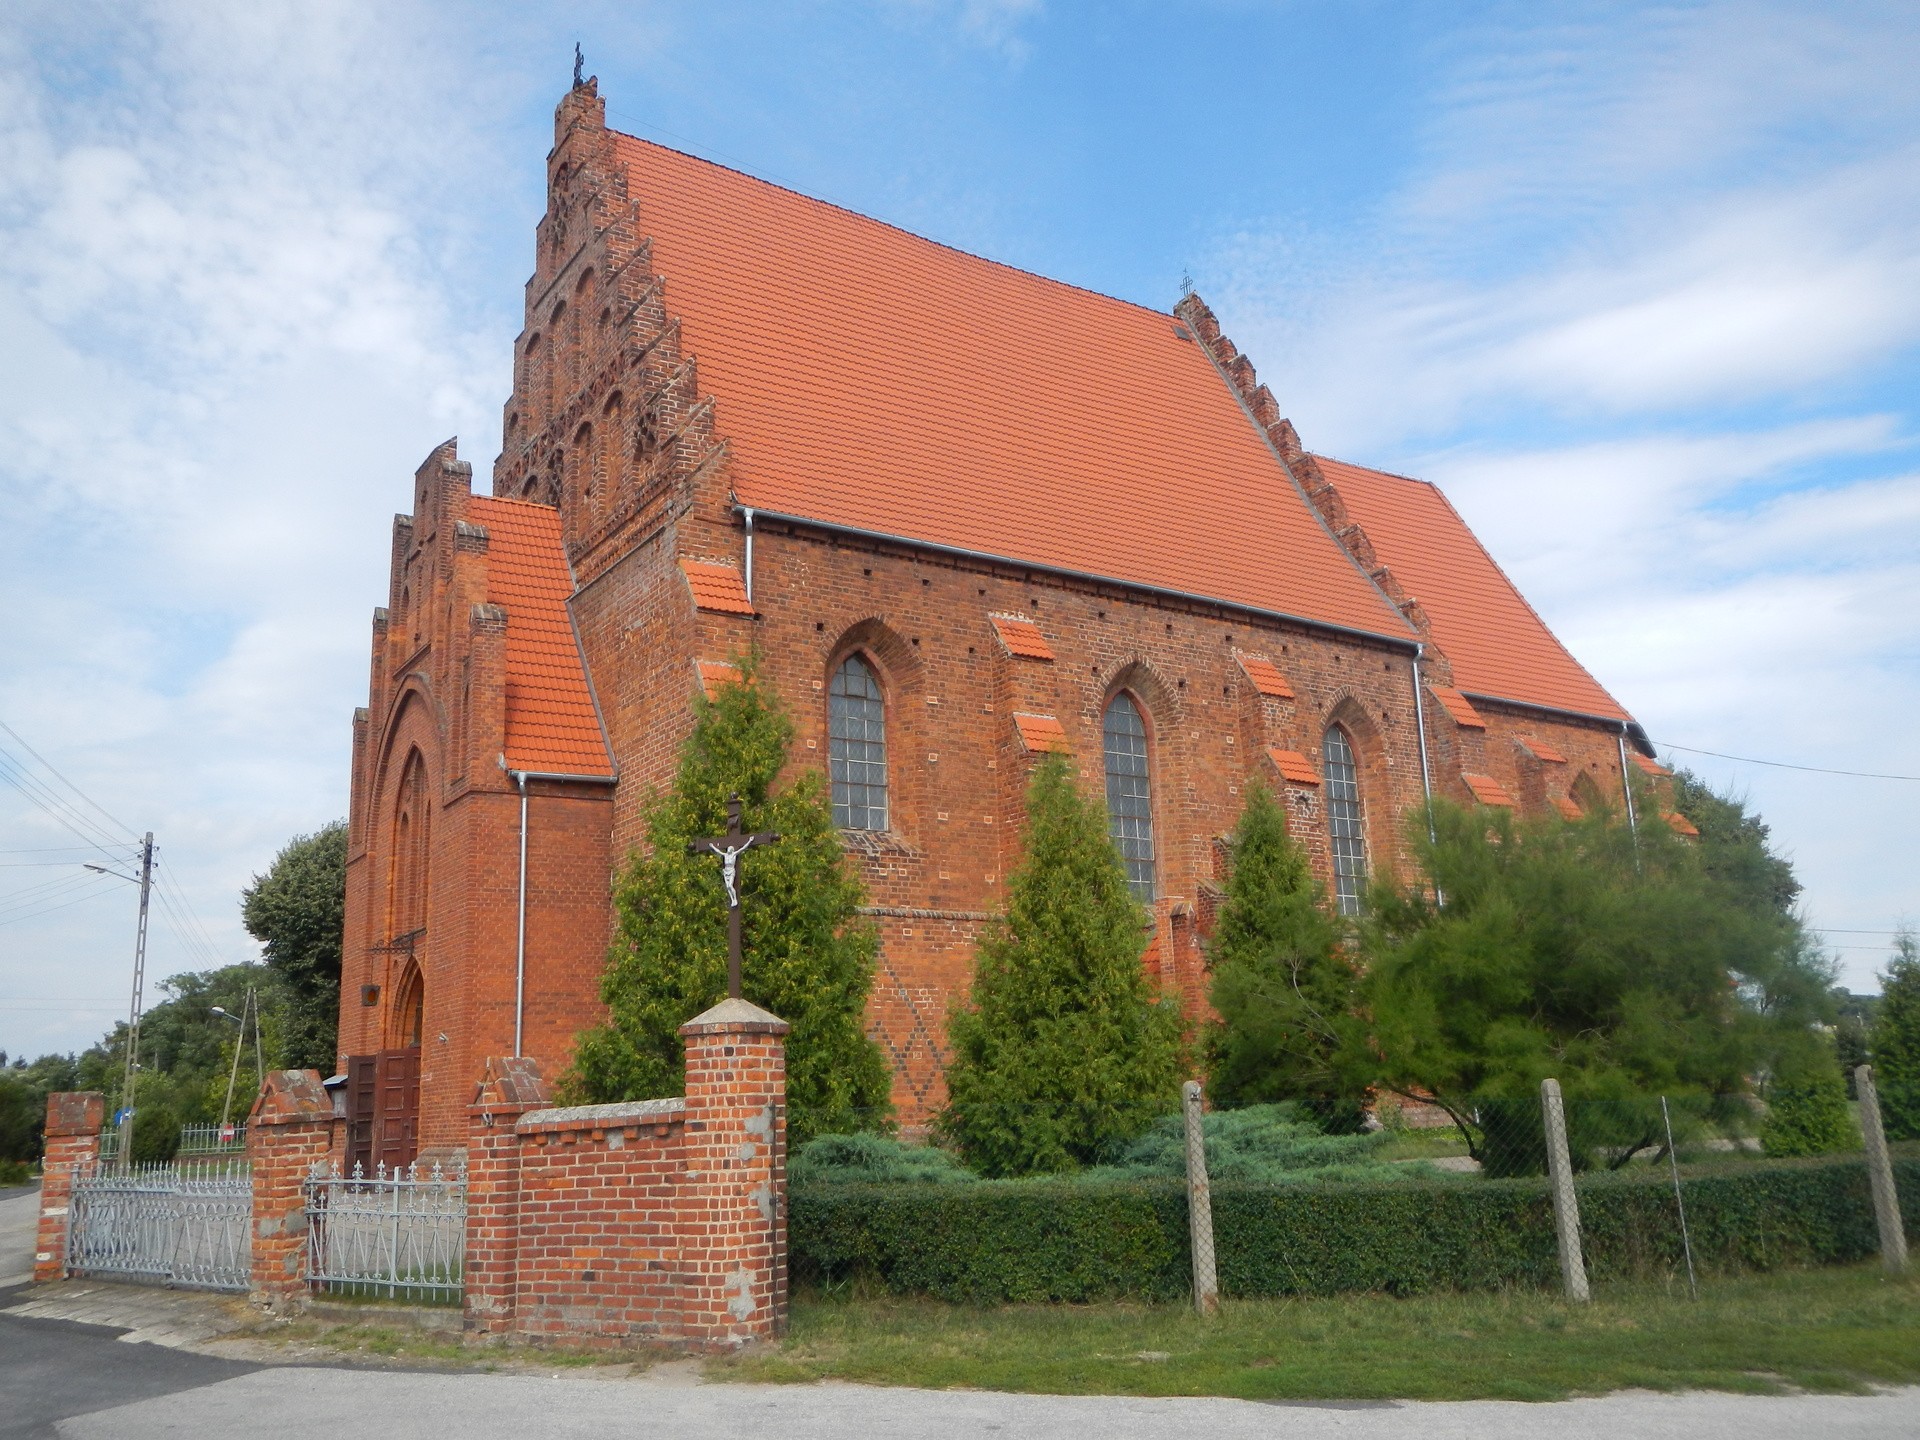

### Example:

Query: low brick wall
xmin=464 ymin=997 xmax=790 ymax=1349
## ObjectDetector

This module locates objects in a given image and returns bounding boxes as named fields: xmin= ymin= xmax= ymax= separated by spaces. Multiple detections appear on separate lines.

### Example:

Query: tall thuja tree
xmin=941 ymin=756 xmax=1186 ymax=1176
xmin=241 ymin=822 xmax=346 ymax=1071
xmin=566 ymin=656 xmax=890 ymax=1143
xmin=1206 ymin=784 xmax=1362 ymax=1129
xmin=1872 ymin=930 xmax=1920 ymax=1139
xmin=1354 ymin=800 xmax=1833 ymax=1173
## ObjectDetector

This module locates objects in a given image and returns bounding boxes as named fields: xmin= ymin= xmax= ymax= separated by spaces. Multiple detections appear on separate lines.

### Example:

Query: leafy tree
xmin=1351 ymin=801 xmax=1833 ymax=1172
xmin=1761 ymin=1038 xmax=1856 ymax=1157
xmin=940 ymin=756 xmax=1186 ymax=1176
xmin=1206 ymin=784 xmax=1362 ymax=1129
xmin=1872 ymin=930 xmax=1920 ymax=1140
xmin=242 ymin=822 xmax=347 ymax=1072
xmin=566 ymin=656 xmax=891 ymax=1143
xmin=1670 ymin=770 xmax=1801 ymax=919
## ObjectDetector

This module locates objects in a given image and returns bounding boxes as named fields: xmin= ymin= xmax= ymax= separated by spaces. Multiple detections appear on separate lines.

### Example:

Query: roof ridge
xmin=610 ymin=130 xmax=1180 ymax=328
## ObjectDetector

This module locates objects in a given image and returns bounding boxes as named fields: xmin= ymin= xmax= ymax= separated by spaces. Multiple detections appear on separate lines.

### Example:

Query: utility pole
xmin=116 ymin=832 xmax=154 ymax=1169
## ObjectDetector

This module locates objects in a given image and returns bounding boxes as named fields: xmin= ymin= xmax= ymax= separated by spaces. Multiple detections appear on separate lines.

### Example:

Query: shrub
xmin=1084 ymin=1103 xmax=1424 ymax=1185
xmin=789 ymin=1153 xmax=1920 ymax=1302
xmin=790 ymin=1133 xmax=976 ymax=1186
xmin=941 ymin=756 xmax=1185 ymax=1176
xmin=1762 ymin=1044 xmax=1857 ymax=1157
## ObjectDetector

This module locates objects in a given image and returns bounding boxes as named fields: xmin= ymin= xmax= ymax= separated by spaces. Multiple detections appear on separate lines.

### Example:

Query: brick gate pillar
xmin=246 ymin=1070 xmax=333 ymax=1312
xmin=34 ymin=1091 xmax=104 ymax=1282
xmin=464 ymin=1056 xmax=550 ymax=1334
xmin=677 ymin=998 xmax=790 ymax=1348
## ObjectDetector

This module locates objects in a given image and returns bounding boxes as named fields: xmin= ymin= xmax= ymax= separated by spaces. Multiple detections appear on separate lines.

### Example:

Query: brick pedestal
xmin=246 ymin=1070 xmax=333 ymax=1311
xmin=34 ymin=1091 xmax=104 ymax=1282
xmin=677 ymin=998 xmax=790 ymax=1346
xmin=464 ymin=1056 xmax=550 ymax=1334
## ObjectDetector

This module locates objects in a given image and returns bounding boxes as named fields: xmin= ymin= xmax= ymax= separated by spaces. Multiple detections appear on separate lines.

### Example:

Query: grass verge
xmin=714 ymin=1263 xmax=1920 ymax=1401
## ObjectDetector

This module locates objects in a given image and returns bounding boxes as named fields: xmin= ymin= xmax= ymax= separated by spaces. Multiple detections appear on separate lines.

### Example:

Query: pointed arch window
xmin=1323 ymin=726 xmax=1367 ymax=915
xmin=829 ymin=654 xmax=888 ymax=831
xmin=1104 ymin=692 xmax=1155 ymax=902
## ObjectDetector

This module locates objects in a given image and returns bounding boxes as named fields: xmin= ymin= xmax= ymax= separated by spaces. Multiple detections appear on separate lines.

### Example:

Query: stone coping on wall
xmin=515 ymin=1097 xmax=686 ymax=1135
xmin=679 ymin=996 xmax=790 ymax=1036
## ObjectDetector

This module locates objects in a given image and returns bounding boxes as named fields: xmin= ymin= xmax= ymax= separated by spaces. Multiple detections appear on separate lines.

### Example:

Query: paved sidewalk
xmin=2 ymin=1280 xmax=254 ymax=1349
xmin=55 ymin=1365 xmax=1920 ymax=1440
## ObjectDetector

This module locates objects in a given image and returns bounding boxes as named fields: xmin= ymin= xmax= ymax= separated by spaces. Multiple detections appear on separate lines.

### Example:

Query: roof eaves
xmin=734 ymin=505 xmax=1422 ymax=652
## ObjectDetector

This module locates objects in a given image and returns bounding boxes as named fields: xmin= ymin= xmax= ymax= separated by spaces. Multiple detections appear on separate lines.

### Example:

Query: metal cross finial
xmin=573 ymin=43 xmax=585 ymax=88
xmin=688 ymin=793 xmax=781 ymax=999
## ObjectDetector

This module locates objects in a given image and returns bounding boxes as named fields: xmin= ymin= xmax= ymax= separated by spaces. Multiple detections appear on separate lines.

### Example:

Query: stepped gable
xmin=469 ymin=495 xmax=613 ymax=777
xmin=1306 ymin=456 xmax=1632 ymax=724
xmin=608 ymin=133 xmax=1414 ymax=644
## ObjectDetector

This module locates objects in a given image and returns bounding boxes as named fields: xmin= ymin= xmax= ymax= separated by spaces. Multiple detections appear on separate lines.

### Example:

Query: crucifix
xmin=688 ymin=793 xmax=781 ymax=999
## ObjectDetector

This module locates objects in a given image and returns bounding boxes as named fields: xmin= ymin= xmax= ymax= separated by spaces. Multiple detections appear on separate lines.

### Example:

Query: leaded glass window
xmin=1324 ymin=725 xmax=1367 ymax=915
xmin=829 ymin=655 xmax=887 ymax=831
xmin=1104 ymin=692 xmax=1155 ymax=902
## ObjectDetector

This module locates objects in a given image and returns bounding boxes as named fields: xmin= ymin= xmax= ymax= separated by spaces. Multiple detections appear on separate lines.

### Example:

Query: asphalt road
xmin=0 ymin=1309 xmax=258 ymax=1440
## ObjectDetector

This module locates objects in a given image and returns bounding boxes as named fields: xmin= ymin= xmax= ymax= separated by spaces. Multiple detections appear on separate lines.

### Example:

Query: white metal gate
xmin=305 ymin=1162 xmax=465 ymax=1301
xmin=66 ymin=1160 xmax=252 ymax=1292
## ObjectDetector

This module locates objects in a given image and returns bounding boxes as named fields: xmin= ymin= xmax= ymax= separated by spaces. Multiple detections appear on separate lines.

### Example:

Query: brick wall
xmin=462 ymin=999 xmax=789 ymax=1349
xmin=33 ymin=1091 xmax=102 ymax=1282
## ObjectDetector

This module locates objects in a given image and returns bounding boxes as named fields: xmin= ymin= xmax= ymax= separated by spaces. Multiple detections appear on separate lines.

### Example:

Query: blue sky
xmin=2 ymin=1 xmax=1917 ymax=1058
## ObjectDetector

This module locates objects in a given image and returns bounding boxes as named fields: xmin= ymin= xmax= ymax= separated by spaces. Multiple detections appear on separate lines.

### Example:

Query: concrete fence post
xmin=1183 ymin=1080 xmax=1219 ymax=1316
xmin=246 ymin=1070 xmax=334 ymax=1312
xmin=1855 ymin=1065 xmax=1909 ymax=1275
xmin=1540 ymin=1078 xmax=1590 ymax=1302
xmin=678 ymin=997 xmax=790 ymax=1348
xmin=34 ymin=1091 xmax=104 ymax=1282
xmin=464 ymin=1056 xmax=550 ymax=1334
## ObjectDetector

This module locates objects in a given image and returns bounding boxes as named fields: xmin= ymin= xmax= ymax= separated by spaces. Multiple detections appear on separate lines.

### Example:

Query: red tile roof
xmin=680 ymin=559 xmax=755 ymax=615
xmin=469 ymin=497 xmax=613 ymax=778
xmin=1012 ymin=713 xmax=1071 ymax=754
xmin=613 ymin=135 xmax=1412 ymax=643
xmin=695 ymin=659 xmax=742 ymax=701
xmin=1266 ymin=748 xmax=1321 ymax=786
xmin=1632 ymin=753 xmax=1671 ymax=777
xmin=1462 ymin=772 xmax=1517 ymax=808
xmin=1427 ymin=686 xmax=1488 ymax=730
xmin=1237 ymin=654 xmax=1296 ymax=699
xmin=1553 ymin=794 xmax=1586 ymax=821
xmin=1313 ymin=456 xmax=1631 ymax=723
xmin=1518 ymin=738 xmax=1568 ymax=764
xmin=989 ymin=614 xmax=1056 ymax=662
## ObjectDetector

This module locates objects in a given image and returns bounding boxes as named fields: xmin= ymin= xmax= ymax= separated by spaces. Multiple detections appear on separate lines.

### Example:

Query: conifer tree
xmin=1871 ymin=930 xmax=1920 ymax=1139
xmin=1206 ymin=784 xmax=1362 ymax=1129
xmin=565 ymin=657 xmax=891 ymax=1142
xmin=940 ymin=755 xmax=1186 ymax=1176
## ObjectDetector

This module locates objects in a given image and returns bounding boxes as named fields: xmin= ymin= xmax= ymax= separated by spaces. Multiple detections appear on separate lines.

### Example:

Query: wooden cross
xmin=687 ymin=793 xmax=781 ymax=999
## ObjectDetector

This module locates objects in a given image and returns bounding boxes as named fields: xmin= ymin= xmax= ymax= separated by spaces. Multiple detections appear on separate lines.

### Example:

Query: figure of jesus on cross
xmin=688 ymin=793 xmax=782 ymax=999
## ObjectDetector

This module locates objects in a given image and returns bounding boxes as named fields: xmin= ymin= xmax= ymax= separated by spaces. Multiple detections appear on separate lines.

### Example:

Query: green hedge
xmin=790 ymin=1153 xmax=1920 ymax=1302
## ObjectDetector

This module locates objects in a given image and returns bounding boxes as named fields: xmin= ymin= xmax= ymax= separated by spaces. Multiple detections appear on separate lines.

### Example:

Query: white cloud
xmin=1203 ymin=1 xmax=1920 ymax=989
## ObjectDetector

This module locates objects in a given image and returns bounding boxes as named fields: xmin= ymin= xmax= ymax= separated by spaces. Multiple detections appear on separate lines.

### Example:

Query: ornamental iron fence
xmin=304 ymin=1161 xmax=466 ymax=1303
xmin=65 ymin=1159 xmax=252 ymax=1292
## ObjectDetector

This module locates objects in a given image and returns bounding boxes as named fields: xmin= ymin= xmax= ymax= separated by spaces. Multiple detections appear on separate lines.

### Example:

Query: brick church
xmin=337 ymin=77 xmax=1675 ymax=1165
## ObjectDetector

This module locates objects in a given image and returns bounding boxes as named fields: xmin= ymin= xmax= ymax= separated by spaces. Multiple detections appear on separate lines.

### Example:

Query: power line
xmin=1654 ymin=740 xmax=1920 ymax=782
xmin=0 ymin=747 xmax=127 ymax=855
xmin=0 ymin=719 xmax=137 ymax=839
xmin=0 ymin=877 xmax=127 ymax=928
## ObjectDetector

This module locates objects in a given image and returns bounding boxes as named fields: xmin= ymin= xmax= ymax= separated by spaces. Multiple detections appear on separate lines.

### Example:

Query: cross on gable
xmin=688 ymin=793 xmax=781 ymax=999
